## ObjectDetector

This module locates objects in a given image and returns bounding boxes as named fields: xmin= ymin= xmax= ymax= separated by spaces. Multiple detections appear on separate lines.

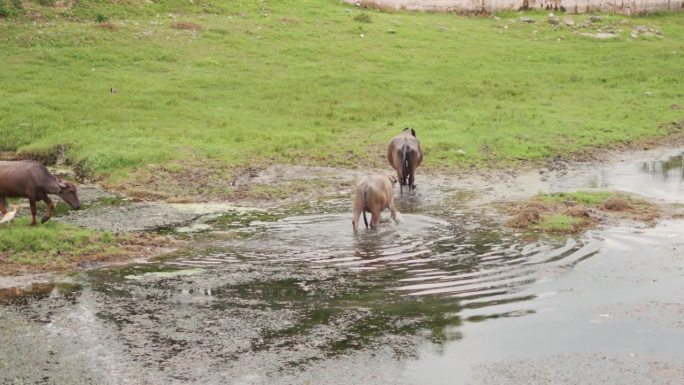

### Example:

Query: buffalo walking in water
xmin=352 ymin=174 xmax=398 ymax=231
xmin=387 ymin=128 xmax=423 ymax=193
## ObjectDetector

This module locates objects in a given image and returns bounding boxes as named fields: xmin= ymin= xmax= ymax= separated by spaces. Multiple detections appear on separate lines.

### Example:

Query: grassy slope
xmin=0 ymin=1 xmax=683 ymax=181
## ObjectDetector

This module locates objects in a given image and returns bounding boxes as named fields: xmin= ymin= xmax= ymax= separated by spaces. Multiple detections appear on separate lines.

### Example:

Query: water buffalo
xmin=0 ymin=160 xmax=81 ymax=226
xmin=352 ymin=174 xmax=398 ymax=231
xmin=387 ymin=127 xmax=423 ymax=193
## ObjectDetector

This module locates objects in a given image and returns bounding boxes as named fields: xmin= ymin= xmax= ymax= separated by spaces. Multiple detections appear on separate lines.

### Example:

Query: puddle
xmin=555 ymin=149 xmax=684 ymax=203
xmin=2 ymin=148 xmax=684 ymax=384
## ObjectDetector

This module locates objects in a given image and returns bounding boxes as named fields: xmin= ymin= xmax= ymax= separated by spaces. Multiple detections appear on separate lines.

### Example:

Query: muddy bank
xmin=22 ymin=145 xmax=684 ymax=237
xmin=2 ymin=145 xmax=683 ymax=280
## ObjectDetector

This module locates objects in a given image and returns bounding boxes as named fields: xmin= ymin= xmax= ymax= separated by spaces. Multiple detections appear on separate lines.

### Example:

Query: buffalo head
xmin=57 ymin=179 xmax=81 ymax=210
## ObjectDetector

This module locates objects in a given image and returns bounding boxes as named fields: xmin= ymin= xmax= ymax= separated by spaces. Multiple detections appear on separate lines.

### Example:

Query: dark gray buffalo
xmin=387 ymin=127 xmax=423 ymax=193
xmin=0 ymin=160 xmax=81 ymax=226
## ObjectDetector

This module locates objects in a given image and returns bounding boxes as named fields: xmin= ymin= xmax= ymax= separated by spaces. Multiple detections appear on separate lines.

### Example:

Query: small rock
xmin=564 ymin=18 xmax=575 ymax=27
xmin=519 ymin=17 xmax=536 ymax=24
xmin=588 ymin=15 xmax=602 ymax=23
xmin=579 ymin=32 xmax=619 ymax=39
xmin=548 ymin=17 xmax=560 ymax=25
xmin=634 ymin=25 xmax=649 ymax=33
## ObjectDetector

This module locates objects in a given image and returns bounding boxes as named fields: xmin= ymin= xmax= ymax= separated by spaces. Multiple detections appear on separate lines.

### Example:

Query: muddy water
xmin=2 ymin=151 xmax=684 ymax=384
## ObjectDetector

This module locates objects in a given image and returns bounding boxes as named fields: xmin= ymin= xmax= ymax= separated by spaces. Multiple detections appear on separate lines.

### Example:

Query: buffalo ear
xmin=57 ymin=179 xmax=68 ymax=193
xmin=411 ymin=128 xmax=416 ymax=137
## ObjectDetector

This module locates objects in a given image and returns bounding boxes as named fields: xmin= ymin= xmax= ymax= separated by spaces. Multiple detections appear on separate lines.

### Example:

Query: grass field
xmin=1 ymin=0 xmax=683 ymax=182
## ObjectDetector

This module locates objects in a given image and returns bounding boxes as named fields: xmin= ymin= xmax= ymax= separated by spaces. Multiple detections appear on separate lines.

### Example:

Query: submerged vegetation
xmin=0 ymin=1 xmax=682 ymax=187
xmin=506 ymin=191 xmax=660 ymax=233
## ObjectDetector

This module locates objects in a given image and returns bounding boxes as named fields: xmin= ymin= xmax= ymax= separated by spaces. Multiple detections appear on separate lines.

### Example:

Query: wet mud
xmin=2 ymin=149 xmax=684 ymax=384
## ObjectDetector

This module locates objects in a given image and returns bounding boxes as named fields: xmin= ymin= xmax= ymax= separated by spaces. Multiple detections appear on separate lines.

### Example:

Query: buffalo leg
xmin=0 ymin=196 xmax=6 ymax=215
xmin=29 ymin=198 xmax=38 ymax=226
xmin=389 ymin=200 xmax=397 ymax=222
xmin=409 ymin=169 xmax=416 ymax=190
xmin=41 ymin=196 xmax=54 ymax=224
xmin=370 ymin=209 xmax=382 ymax=228
xmin=397 ymin=170 xmax=405 ymax=194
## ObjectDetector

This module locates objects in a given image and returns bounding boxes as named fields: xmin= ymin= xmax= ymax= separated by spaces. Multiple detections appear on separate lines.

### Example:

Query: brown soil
xmin=601 ymin=198 xmax=661 ymax=223
xmin=564 ymin=204 xmax=591 ymax=218
xmin=505 ymin=202 xmax=553 ymax=228
xmin=108 ymin=157 xmax=356 ymax=207
xmin=96 ymin=22 xmax=118 ymax=30
xmin=601 ymin=198 xmax=632 ymax=211
xmin=170 ymin=21 xmax=203 ymax=31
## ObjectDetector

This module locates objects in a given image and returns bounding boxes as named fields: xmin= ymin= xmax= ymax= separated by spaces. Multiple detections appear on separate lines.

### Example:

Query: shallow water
xmin=1 ymin=150 xmax=684 ymax=384
xmin=557 ymin=149 xmax=684 ymax=202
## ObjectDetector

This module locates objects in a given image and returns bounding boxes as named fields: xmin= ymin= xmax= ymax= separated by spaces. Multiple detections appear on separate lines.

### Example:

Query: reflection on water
xmin=3 ymin=209 xmax=592 ymax=378
xmin=165 ymin=212 xmax=600 ymax=323
xmin=640 ymin=153 xmax=684 ymax=179
xmin=0 ymin=282 xmax=81 ymax=304
xmin=575 ymin=151 xmax=684 ymax=202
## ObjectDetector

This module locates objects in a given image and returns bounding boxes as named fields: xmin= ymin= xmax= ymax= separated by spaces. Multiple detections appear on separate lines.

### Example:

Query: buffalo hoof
xmin=40 ymin=216 xmax=51 ymax=224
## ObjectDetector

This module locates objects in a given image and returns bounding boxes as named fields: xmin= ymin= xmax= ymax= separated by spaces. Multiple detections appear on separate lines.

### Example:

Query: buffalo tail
xmin=362 ymin=188 xmax=369 ymax=229
xmin=401 ymin=144 xmax=410 ymax=187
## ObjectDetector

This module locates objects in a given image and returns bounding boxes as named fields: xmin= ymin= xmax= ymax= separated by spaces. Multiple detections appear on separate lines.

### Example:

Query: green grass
xmin=531 ymin=214 xmax=583 ymax=233
xmin=1 ymin=1 xmax=683 ymax=181
xmin=0 ymin=217 xmax=115 ymax=266
xmin=536 ymin=191 xmax=614 ymax=205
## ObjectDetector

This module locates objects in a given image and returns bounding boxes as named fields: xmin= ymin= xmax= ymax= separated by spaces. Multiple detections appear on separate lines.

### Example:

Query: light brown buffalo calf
xmin=387 ymin=127 xmax=423 ymax=193
xmin=352 ymin=174 xmax=398 ymax=232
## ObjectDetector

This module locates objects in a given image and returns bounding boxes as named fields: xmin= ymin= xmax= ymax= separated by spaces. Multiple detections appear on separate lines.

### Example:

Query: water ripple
xmin=164 ymin=213 xmax=601 ymax=319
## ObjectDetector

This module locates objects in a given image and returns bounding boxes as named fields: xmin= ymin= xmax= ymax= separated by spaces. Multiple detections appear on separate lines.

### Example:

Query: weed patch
xmin=506 ymin=191 xmax=659 ymax=234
